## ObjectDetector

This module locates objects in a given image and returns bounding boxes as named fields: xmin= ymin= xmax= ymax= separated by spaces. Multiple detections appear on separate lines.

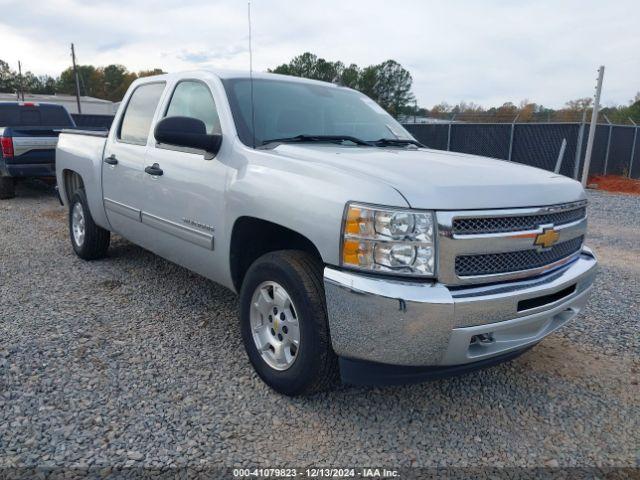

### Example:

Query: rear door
xmin=102 ymin=81 xmax=166 ymax=244
xmin=136 ymin=78 xmax=229 ymax=280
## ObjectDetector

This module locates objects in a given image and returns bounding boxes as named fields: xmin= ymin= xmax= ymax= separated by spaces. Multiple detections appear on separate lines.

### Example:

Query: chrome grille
xmin=455 ymin=236 xmax=584 ymax=277
xmin=436 ymin=202 xmax=588 ymax=286
xmin=452 ymin=206 xmax=586 ymax=234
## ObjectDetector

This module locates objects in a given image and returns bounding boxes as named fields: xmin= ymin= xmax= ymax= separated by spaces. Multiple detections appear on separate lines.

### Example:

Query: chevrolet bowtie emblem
xmin=534 ymin=227 xmax=560 ymax=249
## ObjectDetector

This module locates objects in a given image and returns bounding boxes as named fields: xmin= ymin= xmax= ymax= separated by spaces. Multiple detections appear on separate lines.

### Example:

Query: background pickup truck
xmin=0 ymin=101 xmax=76 ymax=199
xmin=55 ymin=70 xmax=597 ymax=396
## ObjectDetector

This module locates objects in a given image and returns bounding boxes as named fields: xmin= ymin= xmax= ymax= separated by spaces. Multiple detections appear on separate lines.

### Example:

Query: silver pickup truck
xmin=55 ymin=70 xmax=597 ymax=395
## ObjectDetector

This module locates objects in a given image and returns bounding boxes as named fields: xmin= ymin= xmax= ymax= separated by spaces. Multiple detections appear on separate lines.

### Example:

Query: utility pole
xmin=629 ymin=117 xmax=637 ymax=179
xmin=17 ymin=61 xmax=24 ymax=101
xmin=414 ymin=99 xmax=417 ymax=123
xmin=572 ymin=108 xmax=587 ymax=180
xmin=581 ymin=66 xmax=604 ymax=187
xmin=71 ymin=43 xmax=82 ymax=114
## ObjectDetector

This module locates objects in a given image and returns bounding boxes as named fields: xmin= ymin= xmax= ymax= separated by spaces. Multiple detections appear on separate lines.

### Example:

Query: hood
xmin=269 ymin=145 xmax=585 ymax=210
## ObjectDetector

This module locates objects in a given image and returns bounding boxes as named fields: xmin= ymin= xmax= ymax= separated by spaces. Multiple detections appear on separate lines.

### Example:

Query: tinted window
xmin=0 ymin=104 xmax=74 ymax=127
xmin=221 ymin=78 xmax=413 ymax=147
xmin=119 ymin=83 xmax=165 ymax=145
xmin=165 ymin=81 xmax=221 ymax=134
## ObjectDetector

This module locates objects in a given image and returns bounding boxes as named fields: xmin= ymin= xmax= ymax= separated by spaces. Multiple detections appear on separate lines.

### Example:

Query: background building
xmin=0 ymin=92 xmax=118 ymax=115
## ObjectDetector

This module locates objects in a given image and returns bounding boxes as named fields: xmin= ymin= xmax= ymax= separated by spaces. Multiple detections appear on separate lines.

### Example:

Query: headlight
xmin=341 ymin=203 xmax=436 ymax=277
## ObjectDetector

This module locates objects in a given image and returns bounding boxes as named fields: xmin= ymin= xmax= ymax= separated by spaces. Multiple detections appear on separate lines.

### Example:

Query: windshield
xmin=221 ymin=78 xmax=414 ymax=147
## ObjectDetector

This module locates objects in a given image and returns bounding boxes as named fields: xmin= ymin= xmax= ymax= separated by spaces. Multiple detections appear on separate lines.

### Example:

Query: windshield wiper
xmin=372 ymin=138 xmax=425 ymax=148
xmin=261 ymin=134 xmax=372 ymax=147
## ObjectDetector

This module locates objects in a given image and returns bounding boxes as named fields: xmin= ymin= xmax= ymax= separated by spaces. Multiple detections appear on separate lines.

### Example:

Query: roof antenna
xmin=248 ymin=1 xmax=256 ymax=148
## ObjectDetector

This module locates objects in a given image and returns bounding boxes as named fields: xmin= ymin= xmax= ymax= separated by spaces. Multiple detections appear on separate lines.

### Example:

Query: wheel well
xmin=62 ymin=170 xmax=84 ymax=204
xmin=230 ymin=217 xmax=323 ymax=292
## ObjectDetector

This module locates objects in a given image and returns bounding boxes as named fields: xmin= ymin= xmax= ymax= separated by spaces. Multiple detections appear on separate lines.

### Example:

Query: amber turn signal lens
xmin=344 ymin=207 xmax=362 ymax=235
xmin=342 ymin=239 xmax=361 ymax=265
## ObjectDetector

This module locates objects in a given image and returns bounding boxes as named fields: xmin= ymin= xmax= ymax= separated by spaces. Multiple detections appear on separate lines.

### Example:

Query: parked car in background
xmin=0 ymin=101 xmax=76 ymax=199
xmin=55 ymin=70 xmax=597 ymax=396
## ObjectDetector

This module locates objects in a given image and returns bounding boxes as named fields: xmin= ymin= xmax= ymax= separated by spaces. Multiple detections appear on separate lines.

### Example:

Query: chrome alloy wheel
xmin=249 ymin=281 xmax=300 ymax=371
xmin=71 ymin=202 xmax=86 ymax=247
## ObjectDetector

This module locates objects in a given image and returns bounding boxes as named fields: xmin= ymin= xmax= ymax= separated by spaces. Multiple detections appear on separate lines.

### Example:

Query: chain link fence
xmin=72 ymin=113 xmax=640 ymax=180
xmin=404 ymin=120 xmax=640 ymax=180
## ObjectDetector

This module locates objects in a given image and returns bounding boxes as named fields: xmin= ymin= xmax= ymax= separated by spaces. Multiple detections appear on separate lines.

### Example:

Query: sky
xmin=0 ymin=0 xmax=638 ymax=109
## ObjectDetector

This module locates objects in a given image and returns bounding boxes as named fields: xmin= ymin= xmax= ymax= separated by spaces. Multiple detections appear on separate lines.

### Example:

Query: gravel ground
xmin=0 ymin=181 xmax=638 ymax=472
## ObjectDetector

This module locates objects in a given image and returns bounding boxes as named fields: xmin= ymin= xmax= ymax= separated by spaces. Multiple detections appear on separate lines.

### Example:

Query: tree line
xmin=269 ymin=52 xmax=415 ymax=117
xmin=0 ymin=59 xmax=164 ymax=102
xmin=422 ymin=96 xmax=640 ymax=124
xmin=1 ymin=53 xmax=638 ymax=124
xmin=271 ymin=53 xmax=639 ymax=124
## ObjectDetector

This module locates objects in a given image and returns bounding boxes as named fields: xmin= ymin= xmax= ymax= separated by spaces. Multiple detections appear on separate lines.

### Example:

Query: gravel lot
xmin=1 ymin=181 xmax=638 ymax=472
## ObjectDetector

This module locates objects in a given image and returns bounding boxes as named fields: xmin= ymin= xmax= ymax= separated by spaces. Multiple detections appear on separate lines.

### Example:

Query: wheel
xmin=0 ymin=176 xmax=15 ymax=199
xmin=239 ymin=250 xmax=339 ymax=396
xmin=69 ymin=189 xmax=110 ymax=260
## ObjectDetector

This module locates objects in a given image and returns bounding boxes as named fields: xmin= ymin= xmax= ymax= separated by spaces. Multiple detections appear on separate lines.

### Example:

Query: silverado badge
xmin=534 ymin=227 xmax=560 ymax=249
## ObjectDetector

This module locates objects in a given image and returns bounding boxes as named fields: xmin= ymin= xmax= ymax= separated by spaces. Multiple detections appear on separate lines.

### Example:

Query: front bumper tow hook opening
xmin=470 ymin=333 xmax=495 ymax=346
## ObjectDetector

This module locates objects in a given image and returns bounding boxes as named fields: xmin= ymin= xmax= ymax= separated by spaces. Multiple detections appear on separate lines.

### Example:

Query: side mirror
xmin=154 ymin=116 xmax=222 ymax=155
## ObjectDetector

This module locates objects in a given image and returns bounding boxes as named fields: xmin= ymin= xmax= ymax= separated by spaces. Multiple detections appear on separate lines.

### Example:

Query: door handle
xmin=104 ymin=155 xmax=118 ymax=165
xmin=145 ymin=163 xmax=163 ymax=176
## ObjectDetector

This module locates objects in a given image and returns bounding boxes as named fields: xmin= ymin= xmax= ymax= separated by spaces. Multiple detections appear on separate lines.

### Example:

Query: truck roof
xmin=137 ymin=69 xmax=344 ymax=88
xmin=0 ymin=101 xmax=71 ymax=107
xmin=0 ymin=101 xmax=75 ymax=128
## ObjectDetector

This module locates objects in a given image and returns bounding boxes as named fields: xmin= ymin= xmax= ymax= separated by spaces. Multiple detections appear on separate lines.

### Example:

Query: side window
xmin=165 ymin=81 xmax=221 ymax=134
xmin=118 ymin=82 xmax=166 ymax=145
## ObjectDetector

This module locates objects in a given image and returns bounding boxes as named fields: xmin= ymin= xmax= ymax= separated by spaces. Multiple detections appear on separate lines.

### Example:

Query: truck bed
xmin=59 ymin=129 xmax=109 ymax=138
xmin=55 ymin=130 xmax=110 ymax=229
xmin=0 ymin=102 xmax=79 ymax=179
xmin=1 ymin=126 xmax=69 ymax=178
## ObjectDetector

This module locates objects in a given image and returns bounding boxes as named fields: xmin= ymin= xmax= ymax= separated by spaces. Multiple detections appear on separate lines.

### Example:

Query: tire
xmin=0 ymin=176 xmax=15 ymax=200
xmin=69 ymin=189 xmax=110 ymax=260
xmin=239 ymin=250 xmax=339 ymax=396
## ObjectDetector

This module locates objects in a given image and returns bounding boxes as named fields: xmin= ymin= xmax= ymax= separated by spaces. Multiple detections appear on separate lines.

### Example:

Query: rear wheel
xmin=69 ymin=189 xmax=110 ymax=260
xmin=0 ymin=176 xmax=15 ymax=199
xmin=239 ymin=250 xmax=339 ymax=396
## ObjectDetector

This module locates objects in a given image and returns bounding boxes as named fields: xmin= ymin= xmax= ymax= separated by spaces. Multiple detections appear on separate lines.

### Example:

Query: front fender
xmin=224 ymin=157 xmax=409 ymax=266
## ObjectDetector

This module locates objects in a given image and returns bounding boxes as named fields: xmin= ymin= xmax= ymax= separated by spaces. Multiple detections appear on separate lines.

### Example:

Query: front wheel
xmin=239 ymin=250 xmax=339 ymax=396
xmin=69 ymin=189 xmax=110 ymax=260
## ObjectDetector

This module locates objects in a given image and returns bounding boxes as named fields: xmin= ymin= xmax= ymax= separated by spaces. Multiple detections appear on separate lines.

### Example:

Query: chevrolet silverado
xmin=55 ymin=70 xmax=597 ymax=395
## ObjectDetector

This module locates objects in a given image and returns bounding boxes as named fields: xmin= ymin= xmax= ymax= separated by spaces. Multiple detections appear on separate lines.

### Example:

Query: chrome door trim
xmin=104 ymin=198 xmax=142 ymax=222
xmin=141 ymin=212 xmax=214 ymax=250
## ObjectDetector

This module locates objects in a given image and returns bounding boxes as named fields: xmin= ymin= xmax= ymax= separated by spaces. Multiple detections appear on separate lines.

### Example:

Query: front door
xmin=137 ymin=79 xmax=229 ymax=281
xmin=102 ymin=81 xmax=166 ymax=245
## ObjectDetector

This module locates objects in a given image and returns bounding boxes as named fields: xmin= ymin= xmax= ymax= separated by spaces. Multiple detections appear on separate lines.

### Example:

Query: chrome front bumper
xmin=324 ymin=248 xmax=597 ymax=367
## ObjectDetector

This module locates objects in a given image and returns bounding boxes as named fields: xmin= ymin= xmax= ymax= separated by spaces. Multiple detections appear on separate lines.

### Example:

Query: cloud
xmin=96 ymin=41 xmax=129 ymax=53
xmin=175 ymin=44 xmax=248 ymax=63
xmin=0 ymin=0 xmax=638 ymax=108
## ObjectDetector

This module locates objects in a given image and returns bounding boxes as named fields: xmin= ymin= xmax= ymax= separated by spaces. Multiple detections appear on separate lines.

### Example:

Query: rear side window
xmin=165 ymin=81 xmax=221 ymax=134
xmin=118 ymin=82 xmax=166 ymax=145
xmin=0 ymin=104 xmax=74 ymax=127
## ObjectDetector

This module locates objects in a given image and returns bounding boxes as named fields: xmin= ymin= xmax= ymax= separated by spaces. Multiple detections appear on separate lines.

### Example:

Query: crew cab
xmin=0 ymin=102 xmax=76 ymax=199
xmin=55 ymin=70 xmax=597 ymax=395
